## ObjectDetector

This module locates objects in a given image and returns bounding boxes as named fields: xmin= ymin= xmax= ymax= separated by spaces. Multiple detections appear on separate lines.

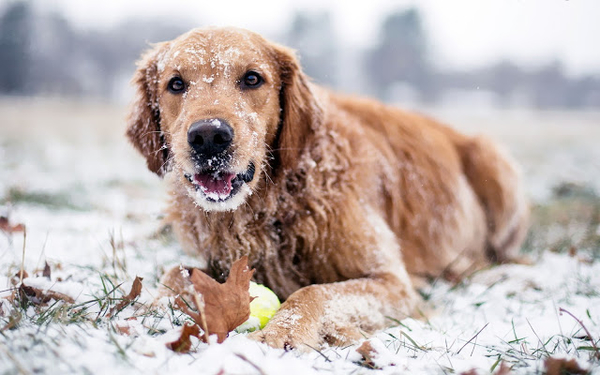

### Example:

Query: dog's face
xmin=127 ymin=28 xmax=319 ymax=211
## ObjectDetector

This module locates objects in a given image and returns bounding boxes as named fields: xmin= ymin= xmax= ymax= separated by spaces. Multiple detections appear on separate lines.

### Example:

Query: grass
xmin=1 ymin=100 xmax=599 ymax=373
xmin=1 ymin=183 xmax=599 ymax=374
xmin=523 ymin=182 xmax=600 ymax=259
xmin=1 ymin=186 xmax=91 ymax=212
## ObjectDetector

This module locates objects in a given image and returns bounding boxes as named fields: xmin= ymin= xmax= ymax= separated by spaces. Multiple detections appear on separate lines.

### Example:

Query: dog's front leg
xmin=249 ymin=272 xmax=417 ymax=351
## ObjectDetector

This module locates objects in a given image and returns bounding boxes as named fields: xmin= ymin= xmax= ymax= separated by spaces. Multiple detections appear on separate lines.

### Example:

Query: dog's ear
xmin=271 ymin=44 xmax=323 ymax=171
xmin=126 ymin=42 xmax=171 ymax=177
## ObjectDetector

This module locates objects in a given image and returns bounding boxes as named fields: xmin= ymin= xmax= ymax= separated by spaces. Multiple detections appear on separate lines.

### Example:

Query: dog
xmin=127 ymin=27 xmax=529 ymax=350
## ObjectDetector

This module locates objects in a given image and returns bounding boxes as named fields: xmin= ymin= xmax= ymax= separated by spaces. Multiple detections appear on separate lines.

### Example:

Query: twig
xmin=19 ymin=227 xmax=27 ymax=285
xmin=457 ymin=323 xmax=489 ymax=355
xmin=559 ymin=307 xmax=600 ymax=359
xmin=193 ymin=293 xmax=210 ymax=344
xmin=234 ymin=353 xmax=268 ymax=375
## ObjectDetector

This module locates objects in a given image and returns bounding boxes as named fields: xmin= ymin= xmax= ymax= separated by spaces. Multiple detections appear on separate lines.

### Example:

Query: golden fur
xmin=127 ymin=27 xmax=529 ymax=350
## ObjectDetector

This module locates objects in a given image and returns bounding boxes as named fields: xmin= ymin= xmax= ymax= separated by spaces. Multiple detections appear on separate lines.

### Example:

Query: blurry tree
xmin=487 ymin=60 xmax=527 ymax=107
xmin=0 ymin=1 xmax=33 ymax=94
xmin=366 ymin=8 xmax=436 ymax=103
xmin=0 ymin=1 xmax=192 ymax=99
xmin=528 ymin=60 xmax=568 ymax=108
xmin=284 ymin=12 xmax=338 ymax=87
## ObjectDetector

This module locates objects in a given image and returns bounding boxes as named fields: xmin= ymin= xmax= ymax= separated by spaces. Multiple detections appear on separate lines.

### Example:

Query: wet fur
xmin=127 ymin=27 xmax=529 ymax=350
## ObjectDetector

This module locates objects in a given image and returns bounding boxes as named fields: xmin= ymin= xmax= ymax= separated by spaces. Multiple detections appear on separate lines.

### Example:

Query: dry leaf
xmin=0 ymin=216 xmax=25 ymax=234
xmin=188 ymin=256 xmax=255 ymax=343
xmin=11 ymin=270 xmax=28 ymax=286
xmin=108 ymin=276 xmax=143 ymax=317
xmin=494 ymin=362 xmax=512 ymax=375
xmin=115 ymin=325 xmax=131 ymax=335
xmin=167 ymin=257 xmax=255 ymax=345
xmin=18 ymin=284 xmax=75 ymax=305
xmin=166 ymin=323 xmax=201 ymax=353
xmin=43 ymin=262 xmax=51 ymax=279
xmin=544 ymin=357 xmax=588 ymax=375
xmin=356 ymin=341 xmax=379 ymax=369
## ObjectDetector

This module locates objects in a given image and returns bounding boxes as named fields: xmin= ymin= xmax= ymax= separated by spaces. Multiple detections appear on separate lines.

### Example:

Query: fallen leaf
xmin=494 ymin=362 xmax=512 ymax=375
xmin=166 ymin=323 xmax=201 ymax=353
xmin=0 ymin=216 xmax=25 ymax=234
xmin=356 ymin=341 xmax=379 ymax=369
xmin=188 ymin=257 xmax=255 ymax=343
xmin=544 ymin=357 xmax=588 ymax=375
xmin=43 ymin=262 xmax=51 ymax=279
xmin=115 ymin=324 xmax=131 ymax=336
xmin=11 ymin=270 xmax=28 ymax=286
xmin=18 ymin=284 xmax=75 ymax=306
xmin=108 ymin=276 xmax=143 ymax=317
xmin=167 ymin=257 xmax=255 ymax=345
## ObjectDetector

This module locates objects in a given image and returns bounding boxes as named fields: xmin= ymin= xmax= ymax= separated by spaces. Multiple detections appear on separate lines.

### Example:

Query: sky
xmin=19 ymin=0 xmax=600 ymax=76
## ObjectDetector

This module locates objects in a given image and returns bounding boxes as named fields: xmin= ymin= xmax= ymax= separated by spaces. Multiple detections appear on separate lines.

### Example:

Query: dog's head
xmin=127 ymin=27 xmax=321 ymax=211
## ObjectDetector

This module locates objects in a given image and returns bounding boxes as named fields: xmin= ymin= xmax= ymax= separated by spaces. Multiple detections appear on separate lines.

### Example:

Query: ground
xmin=0 ymin=98 xmax=599 ymax=374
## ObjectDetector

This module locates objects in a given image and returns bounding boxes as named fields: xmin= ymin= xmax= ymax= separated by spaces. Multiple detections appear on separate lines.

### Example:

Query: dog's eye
xmin=241 ymin=71 xmax=264 ymax=89
xmin=167 ymin=77 xmax=186 ymax=94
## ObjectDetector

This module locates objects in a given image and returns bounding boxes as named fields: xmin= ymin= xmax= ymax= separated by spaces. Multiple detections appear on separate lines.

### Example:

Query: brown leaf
xmin=544 ymin=357 xmax=588 ymax=375
xmin=18 ymin=284 xmax=75 ymax=305
xmin=43 ymin=262 xmax=51 ymax=279
xmin=356 ymin=341 xmax=379 ymax=369
xmin=180 ymin=256 xmax=254 ymax=343
xmin=11 ymin=270 xmax=28 ymax=286
xmin=115 ymin=324 xmax=131 ymax=336
xmin=166 ymin=323 xmax=201 ymax=353
xmin=0 ymin=216 xmax=25 ymax=234
xmin=494 ymin=362 xmax=512 ymax=375
xmin=108 ymin=276 xmax=143 ymax=317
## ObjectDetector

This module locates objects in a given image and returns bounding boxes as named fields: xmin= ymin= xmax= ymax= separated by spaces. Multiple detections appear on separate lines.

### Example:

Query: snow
xmin=1 ymin=100 xmax=599 ymax=374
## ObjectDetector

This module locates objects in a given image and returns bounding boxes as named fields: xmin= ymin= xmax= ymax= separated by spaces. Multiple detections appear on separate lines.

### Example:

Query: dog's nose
xmin=187 ymin=119 xmax=233 ymax=156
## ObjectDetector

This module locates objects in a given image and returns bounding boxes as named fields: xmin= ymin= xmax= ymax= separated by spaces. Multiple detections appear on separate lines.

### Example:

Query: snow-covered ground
xmin=1 ymin=98 xmax=599 ymax=374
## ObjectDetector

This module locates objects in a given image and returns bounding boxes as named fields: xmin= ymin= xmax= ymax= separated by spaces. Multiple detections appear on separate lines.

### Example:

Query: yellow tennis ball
xmin=236 ymin=282 xmax=280 ymax=333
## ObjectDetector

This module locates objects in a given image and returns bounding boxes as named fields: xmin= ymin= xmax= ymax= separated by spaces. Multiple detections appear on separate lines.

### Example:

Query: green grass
xmin=1 ymin=186 xmax=91 ymax=211
xmin=523 ymin=182 xmax=600 ymax=258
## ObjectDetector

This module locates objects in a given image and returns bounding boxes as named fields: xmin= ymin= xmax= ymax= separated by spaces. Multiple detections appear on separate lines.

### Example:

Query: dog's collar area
xmin=185 ymin=161 xmax=255 ymax=203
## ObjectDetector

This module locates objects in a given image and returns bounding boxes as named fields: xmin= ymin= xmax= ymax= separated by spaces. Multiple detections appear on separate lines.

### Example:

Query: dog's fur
xmin=127 ymin=27 xmax=529 ymax=350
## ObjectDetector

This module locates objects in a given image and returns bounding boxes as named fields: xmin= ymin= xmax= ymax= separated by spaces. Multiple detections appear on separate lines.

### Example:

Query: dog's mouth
xmin=185 ymin=162 xmax=255 ymax=202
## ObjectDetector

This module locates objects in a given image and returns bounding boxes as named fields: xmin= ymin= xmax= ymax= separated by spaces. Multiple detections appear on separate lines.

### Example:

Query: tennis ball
xmin=236 ymin=281 xmax=280 ymax=333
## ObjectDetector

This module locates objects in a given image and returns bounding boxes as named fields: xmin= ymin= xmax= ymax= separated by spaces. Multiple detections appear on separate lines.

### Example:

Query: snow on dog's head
xmin=126 ymin=27 xmax=319 ymax=211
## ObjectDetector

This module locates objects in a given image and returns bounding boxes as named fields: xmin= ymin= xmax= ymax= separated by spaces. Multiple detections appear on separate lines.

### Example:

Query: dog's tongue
xmin=194 ymin=172 xmax=235 ymax=197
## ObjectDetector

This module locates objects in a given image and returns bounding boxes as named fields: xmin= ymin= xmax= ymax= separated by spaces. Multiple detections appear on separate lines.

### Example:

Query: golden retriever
xmin=127 ymin=27 xmax=529 ymax=350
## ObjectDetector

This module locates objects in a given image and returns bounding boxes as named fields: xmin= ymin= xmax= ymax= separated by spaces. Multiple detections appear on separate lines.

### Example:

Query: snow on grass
xmin=1 ymin=99 xmax=599 ymax=374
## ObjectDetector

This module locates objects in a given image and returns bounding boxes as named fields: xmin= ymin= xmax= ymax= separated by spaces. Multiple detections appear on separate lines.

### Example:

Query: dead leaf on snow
xmin=166 ymin=323 xmax=201 ymax=353
xmin=108 ymin=276 xmax=143 ymax=317
xmin=188 ymin=256 xmax=255 ymax=343
xmin=494 ymin=362 xmax=512 ymax=375
xmin=544 ymin=357 xmax=588 ymax=375
xmin=42 ymin=262 xmax=51 ymax=279
xmin=0 ymin=216 xmax=25 ymax=234
xmin=167 ymin=256 xmax=255 ymax=347
xmin=356 ymin=341 xmax=379 ymax=369
xmin=11 ymin=270 xmax=28 ymax=286
xmin=18 ymin=284 xmax=75 ymax=305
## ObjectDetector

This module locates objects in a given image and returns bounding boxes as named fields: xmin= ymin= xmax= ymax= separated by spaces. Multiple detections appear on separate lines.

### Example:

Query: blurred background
xmin=1 ymin=0 xmax=599 ymax=258
xmin=0 ymin=0 xmax=598 ymax=108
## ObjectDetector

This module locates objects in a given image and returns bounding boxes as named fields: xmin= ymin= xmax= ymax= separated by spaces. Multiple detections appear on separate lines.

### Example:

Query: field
xmin=1 ymin=98 xmax=599 ymax=374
